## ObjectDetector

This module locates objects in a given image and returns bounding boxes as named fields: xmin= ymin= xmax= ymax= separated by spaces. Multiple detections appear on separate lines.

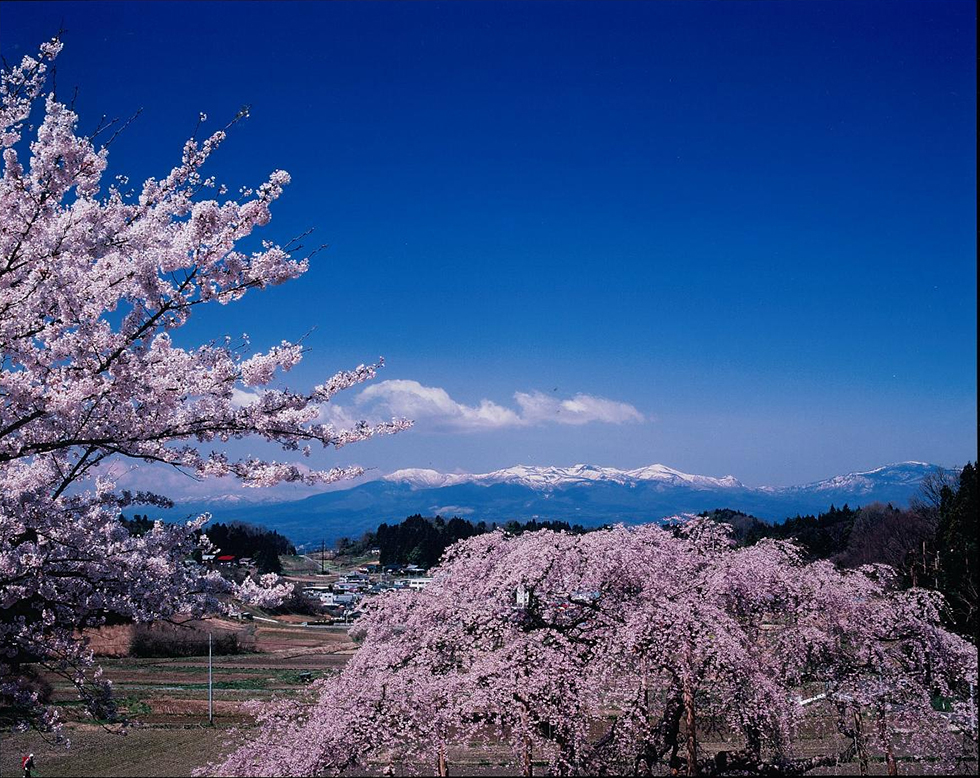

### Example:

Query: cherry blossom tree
xmin=0 ymin=38 xmax=408 ymax=731
xmin=211 ymin=521 xmax=977 ymax=776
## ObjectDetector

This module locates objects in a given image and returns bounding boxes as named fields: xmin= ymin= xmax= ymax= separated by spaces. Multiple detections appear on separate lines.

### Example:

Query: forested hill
xmin=121 ymin=516 xmax=294 ymax=574
xmin=340 ymin=515 xmax=589 ymax=569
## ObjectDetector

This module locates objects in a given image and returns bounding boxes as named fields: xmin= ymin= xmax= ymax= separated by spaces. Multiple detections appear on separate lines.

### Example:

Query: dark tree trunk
xmin=853 ymin=708 xmax=869 ymax=776
xmin=683 ymin=676 xmax=699 ymax=776
xmin=876 ymin=710 xmax=898 ymax=776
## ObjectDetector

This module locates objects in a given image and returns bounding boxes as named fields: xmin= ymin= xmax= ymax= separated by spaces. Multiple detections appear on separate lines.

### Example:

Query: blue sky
xmin=3 ymin=0 xmax=976 ymax=490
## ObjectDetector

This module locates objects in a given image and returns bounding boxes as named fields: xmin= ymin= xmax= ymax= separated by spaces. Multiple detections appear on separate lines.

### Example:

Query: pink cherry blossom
xmin=210 ymin=522 xmax=977 ymax=776
xmin=0 ymin=38 xmax=409 ymax=732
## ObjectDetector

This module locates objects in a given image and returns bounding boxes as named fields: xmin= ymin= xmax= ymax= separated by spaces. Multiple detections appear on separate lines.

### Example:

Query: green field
xmin=1 ymin=609 xmax=355 ymax=777
xmin=1 ymin=726 xmax=231 ymax=778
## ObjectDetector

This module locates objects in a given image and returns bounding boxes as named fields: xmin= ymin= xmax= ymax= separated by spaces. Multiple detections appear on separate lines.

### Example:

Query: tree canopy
xmin=212 ymin=521 xmax=977 ymax=776
xmin=0 ymin=38 xmax=406 ymax=731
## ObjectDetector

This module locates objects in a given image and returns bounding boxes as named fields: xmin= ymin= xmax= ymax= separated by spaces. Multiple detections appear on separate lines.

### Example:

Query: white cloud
xmin=230 ymin=387 xmax=263 ymax=408
xmin=515 ymin=390 xmax=646 ymax=426
xmin=326 ymin=379 xmax=645 ymax=432
xmin=316 ymin=401 xmax=363 ymax=429
xmin=355 ymin=380 xmax=521 ymax=430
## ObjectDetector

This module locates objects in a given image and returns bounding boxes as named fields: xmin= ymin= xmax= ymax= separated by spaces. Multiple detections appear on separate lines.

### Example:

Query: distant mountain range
xmin=175 ymin=461 xmax=944 ymax=548
xmin=383 ymin=463 xmax=745 ymax=491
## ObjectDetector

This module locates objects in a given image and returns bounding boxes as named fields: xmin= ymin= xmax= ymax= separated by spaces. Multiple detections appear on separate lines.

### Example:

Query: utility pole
xmin=208 ymin=631 xmax=213 ymax=725
xmin=320 ymin=539 xmax=325 ymax=574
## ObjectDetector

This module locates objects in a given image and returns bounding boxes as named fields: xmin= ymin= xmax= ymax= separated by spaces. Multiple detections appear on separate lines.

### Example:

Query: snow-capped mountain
xmin=794 ymin=462 xmax=937 ymax=494
xmin=188 ymin=461 xmax=946 ymax=546
xmin=385 ymin=463 xmax=743 ymax=491
xmin=624 ymin=464 xmax=744 ymax=489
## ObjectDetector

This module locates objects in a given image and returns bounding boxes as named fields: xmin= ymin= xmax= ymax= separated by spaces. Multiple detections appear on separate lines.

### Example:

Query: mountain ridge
xmin=381 ymin=461 xmax=939 ymax=493
xmin=178 ymin=461 xmax=947 ymax=547
xmin=384 ymin=462 xmax=745 ymax=491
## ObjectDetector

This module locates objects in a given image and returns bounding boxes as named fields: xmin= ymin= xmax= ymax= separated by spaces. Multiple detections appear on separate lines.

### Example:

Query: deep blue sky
xmin=3 ymin=1 xmax=976 ymax=489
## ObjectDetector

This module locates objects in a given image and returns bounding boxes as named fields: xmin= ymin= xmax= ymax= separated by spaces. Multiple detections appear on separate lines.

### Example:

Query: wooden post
xmin=208 ymin=631 xmax=213 ymax=725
